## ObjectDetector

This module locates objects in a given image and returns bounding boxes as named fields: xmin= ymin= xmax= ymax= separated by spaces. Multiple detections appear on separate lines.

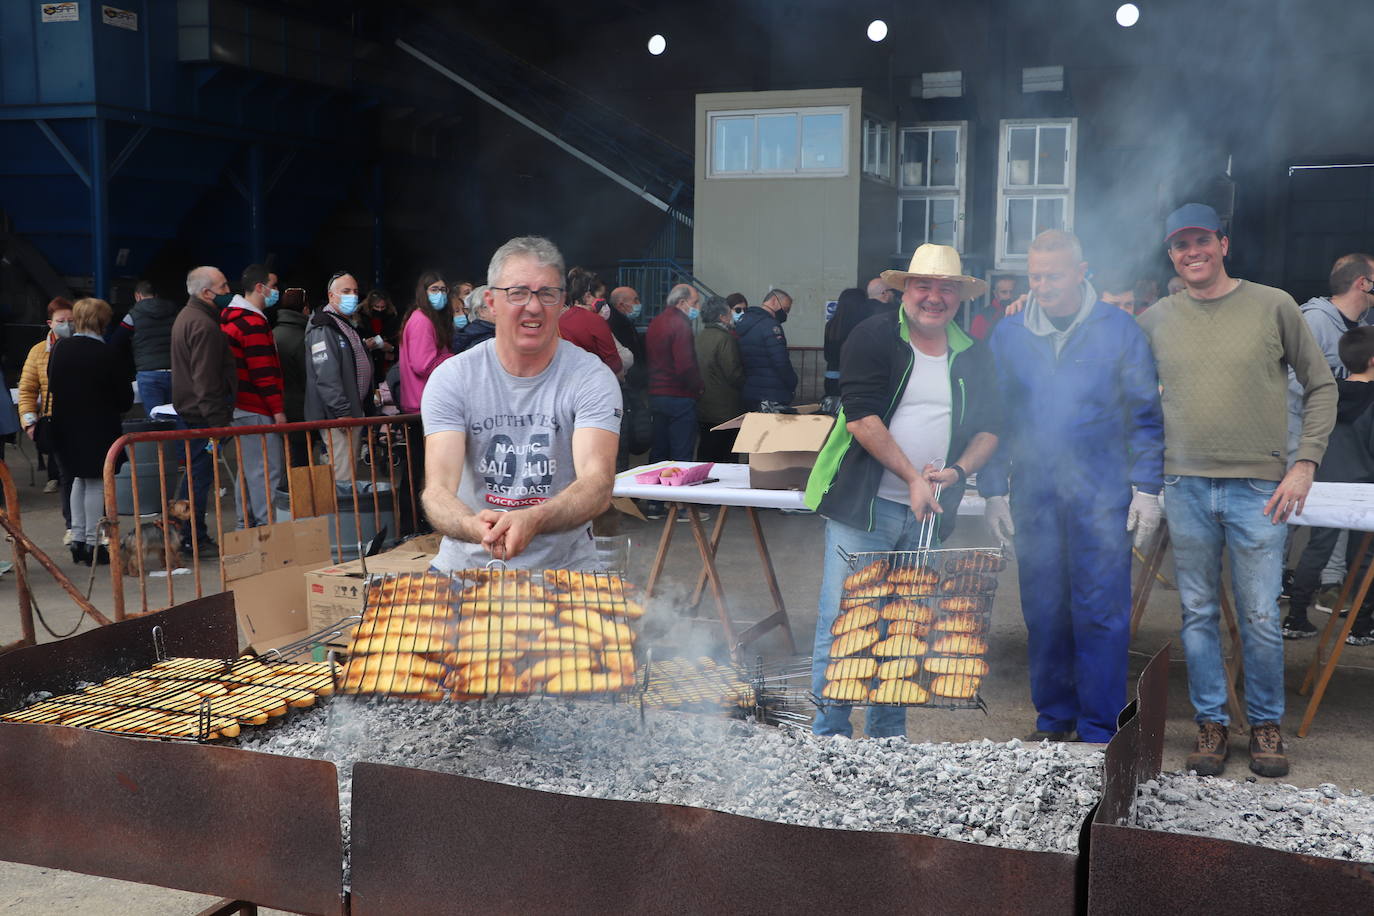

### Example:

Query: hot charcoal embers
xmin=1134 ymin=773 xmax=1374 ymax=863
xmin=243 ymin=696 xmax=1101 ymax=860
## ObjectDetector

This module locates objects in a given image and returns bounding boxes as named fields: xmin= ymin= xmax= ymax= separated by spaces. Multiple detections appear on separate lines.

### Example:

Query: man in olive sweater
xmin=1139 ymin=203 xmax=1336 ymax=779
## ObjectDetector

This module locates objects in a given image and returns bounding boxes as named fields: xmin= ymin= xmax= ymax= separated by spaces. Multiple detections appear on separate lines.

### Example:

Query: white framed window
xmin=708 ymin=106 xmax=849 ymax=178
xmin=896 ymin=122 xmax=967 ymax=253
xmin=995 ymin=118 xmax=1077 ymax=268
xmin=862 ymin=115 xmax=892 ymax=181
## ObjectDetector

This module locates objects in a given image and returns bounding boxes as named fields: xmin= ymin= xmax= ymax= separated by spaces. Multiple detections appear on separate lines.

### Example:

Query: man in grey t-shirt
xmin=421 ymin=236 xmax=621 ymax=571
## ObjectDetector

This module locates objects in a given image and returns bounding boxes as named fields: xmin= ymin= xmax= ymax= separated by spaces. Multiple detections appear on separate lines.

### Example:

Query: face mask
xmin=686 ymin=307 xmax=700 ymax=322
xmin=52 ymin=321 xmax=72 ymax=339
xmin=264 ymin=288 xmax=280 ymax=308
xmin=428 ymin=290 xmax=447 ymax=310
xmin=598 ymin=304 xmax=611 ymax=320
xmin=731 ymin=310 xmax=742 ymax=325
xmin=337 ymin=294 xmax=359 ymax=315
xmin=453 ymin=314 xmax=469 ymax=329
xmin=212 ymin=291 xmax=235 ymax=310
xmin=775 ymin=308 xmax=789 ymax=324
xmin=629 ymin=303 xmax=642 ymax=319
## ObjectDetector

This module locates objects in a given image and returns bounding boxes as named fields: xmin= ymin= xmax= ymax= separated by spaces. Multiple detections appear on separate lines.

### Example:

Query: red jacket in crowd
xmin=221 ymin=298 xmax=284 ymax=418
xmin=646 ymin=306 xmax=702 ymax=398
xmin=558 ymin=305 xmax=622 ymax=375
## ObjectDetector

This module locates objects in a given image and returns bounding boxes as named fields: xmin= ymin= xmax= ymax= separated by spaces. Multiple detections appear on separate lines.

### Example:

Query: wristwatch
xmin=950 ymin=463 xmax=967 ymax=485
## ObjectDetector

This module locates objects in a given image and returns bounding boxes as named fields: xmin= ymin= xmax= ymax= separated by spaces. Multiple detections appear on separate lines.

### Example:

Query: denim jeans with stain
xmin=1164 ymin=474 xmax=1287 ymax=726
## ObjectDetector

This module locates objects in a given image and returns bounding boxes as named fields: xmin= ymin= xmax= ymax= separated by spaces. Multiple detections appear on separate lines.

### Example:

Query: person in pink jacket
xmin=398 ymin=270 xmax=457 ymax=413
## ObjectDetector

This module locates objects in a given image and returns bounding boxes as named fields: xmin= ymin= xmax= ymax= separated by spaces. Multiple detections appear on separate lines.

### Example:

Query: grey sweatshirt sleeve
xmin=1282 ymin=303 xmax=1338 ymax=466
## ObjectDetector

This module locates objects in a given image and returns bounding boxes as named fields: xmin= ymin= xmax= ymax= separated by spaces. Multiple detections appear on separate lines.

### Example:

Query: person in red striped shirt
xmin=221 ymin=263 xmax=286 ymax=528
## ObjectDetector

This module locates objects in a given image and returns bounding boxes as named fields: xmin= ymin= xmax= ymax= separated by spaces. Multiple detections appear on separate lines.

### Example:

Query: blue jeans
xmin=1165 ymin=475 xmax=1287 ymax=726
xmin=649 ymin=395 xmax=698 ymax=464
xmin=136 ymin=369 xmax=173 ymax=416
xmin=812 ymin=497 xmax=927 ymax=738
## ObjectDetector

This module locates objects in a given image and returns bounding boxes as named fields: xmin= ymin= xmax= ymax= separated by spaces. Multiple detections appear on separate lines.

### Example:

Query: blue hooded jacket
xmin=734 ymin=306 xmax=797 ymax=405
xmin=979 ymin=296 xmax=1163 ymax=507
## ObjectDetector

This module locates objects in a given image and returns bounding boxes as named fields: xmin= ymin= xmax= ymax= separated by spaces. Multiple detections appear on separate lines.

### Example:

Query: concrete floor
xmin=1 ymin=466 xmax=1372 ymax=912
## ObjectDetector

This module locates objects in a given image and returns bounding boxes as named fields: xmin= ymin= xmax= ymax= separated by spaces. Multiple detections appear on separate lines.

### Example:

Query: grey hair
xmin=665 ymin=283 xmax=697 ymax=308
xmin=486 ymin=236 xmax=565 ymax=288
xmin=466 ymin=285 xmax=490 ymax=317
xmin=762 ymin=286 xmax=792 ymax=307
xmin=701 ymin=296 xmax=730 ymax=325
xmin=1028 ymin=229 xmax=1084 ymax=263
xmin=186 ymin=265 xmax=220 ymax=297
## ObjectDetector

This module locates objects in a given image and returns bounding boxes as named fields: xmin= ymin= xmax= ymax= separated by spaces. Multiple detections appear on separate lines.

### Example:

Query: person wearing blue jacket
xmin=734 ymin=288 xmax=798 ymax=409
xmin=981 ymin=230 xmax=1165 ymax=743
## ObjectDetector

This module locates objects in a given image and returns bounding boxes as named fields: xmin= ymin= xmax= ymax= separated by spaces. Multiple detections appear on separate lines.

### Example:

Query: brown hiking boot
xmin=1186 ymin=722 xmax=1229 ymax=776
xmin=1248 ymin=722 xmax=1290 ymax=778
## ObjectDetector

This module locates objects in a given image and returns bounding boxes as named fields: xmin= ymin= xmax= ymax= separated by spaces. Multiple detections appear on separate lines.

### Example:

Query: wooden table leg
xmin=643 ymin=504 xmax=680 ymax=601
xmin=1298 ymin=533 xmax=1374 ymax=737
xmin=683 ymin=504 xmax=738 ymax=654
xmin=690 ymin=505 xmax=730 ymax=608
xmin=1217 ymin=588 xmax=1249 ymax=733
xmin=735 ymin=505 xmax=796 ymax=655
xmin=1300 ymin=530 xmax=1373 ymax=696
xmin=1131 ymin=526 xmax=1169 ymax=640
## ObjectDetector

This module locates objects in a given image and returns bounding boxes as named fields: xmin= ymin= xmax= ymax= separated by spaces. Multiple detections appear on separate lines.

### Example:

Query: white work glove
xmin=1126 ymin=488 xmax=1162 ymax=551
xmin=984 ymin=495 xmax=1015 ymax=548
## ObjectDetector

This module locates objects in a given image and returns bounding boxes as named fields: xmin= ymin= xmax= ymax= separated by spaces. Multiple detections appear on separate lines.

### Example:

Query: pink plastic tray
xmin=633 ymin=462 xmax=714 ymax=486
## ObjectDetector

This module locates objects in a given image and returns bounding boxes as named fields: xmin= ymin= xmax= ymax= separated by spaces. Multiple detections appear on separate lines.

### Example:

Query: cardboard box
xmin=303 ymin=534 xmax=442 ymax=634
xmin=222 ymin=518 xmax=333 ymax=654
xmin=712 ymin=408 xmax=835 ymax=490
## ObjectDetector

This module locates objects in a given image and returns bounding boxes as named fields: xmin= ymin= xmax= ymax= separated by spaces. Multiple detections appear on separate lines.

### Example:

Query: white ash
xmin=241 ymin=696 xmax=1099 ymax=866
xmin=1134 ymin=773 xmax=1374 ymax=863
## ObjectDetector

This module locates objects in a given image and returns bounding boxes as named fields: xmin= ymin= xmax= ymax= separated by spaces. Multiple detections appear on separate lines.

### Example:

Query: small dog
xmin=121 ymin=499 xmax=194 ymax=576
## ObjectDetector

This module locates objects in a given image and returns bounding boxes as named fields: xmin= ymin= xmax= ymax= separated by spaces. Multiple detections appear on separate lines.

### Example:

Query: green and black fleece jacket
xmin=804 ymin=307 xmax=1002 ymax=539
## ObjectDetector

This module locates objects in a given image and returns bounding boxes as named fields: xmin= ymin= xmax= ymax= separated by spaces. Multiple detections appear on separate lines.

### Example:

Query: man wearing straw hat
xmin=805 ymin=244 xmax=1002 ymax=738
xmin=980 ymin=230 xmax=1164 ymax=745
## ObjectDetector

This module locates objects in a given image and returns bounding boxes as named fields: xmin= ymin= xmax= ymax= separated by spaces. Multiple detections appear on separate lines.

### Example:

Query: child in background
xmin=1284 ymin=325 xmax=1374 ymax=644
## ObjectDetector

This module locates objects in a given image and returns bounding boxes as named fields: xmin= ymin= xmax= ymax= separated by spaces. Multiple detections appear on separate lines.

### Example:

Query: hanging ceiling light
xmin=647 ymin=34 xmax=667 ymax=55
xmin=866 ymin=19 xmax=889 ymax=42
xmin=1115 ymin=4 xmax=1140 ymax=27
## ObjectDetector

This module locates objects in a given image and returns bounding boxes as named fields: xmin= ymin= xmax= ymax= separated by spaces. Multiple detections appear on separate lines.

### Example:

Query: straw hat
xmin=880 ymin=244 xmax=987 ymax=302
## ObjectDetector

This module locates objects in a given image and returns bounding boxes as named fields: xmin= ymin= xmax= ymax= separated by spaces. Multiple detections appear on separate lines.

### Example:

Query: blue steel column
xmin=89 ymin=118 xmax=109 ymax=299
xmin=248 ymin=144 xmax=265 ymax=262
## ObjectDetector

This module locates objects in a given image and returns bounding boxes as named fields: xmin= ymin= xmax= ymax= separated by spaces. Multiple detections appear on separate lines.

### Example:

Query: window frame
xmin=896 ymin=121 xmax=968 ymax=254
xmin=706 ymin=105 xmax=851 ymax=179
xmin=862 ymin=114 xmax=893 ymax=182
xmin=995 ymin=118 xmax=1078 ymax=268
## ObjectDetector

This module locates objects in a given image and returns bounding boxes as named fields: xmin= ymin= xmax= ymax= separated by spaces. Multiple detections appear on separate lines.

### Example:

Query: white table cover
xmin=614 ymin=461 xmax=985 ymax=516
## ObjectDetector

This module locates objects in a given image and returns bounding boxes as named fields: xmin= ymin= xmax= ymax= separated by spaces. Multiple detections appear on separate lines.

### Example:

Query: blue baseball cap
xmin=1165 ymin=203 xmax=1222 ymax=242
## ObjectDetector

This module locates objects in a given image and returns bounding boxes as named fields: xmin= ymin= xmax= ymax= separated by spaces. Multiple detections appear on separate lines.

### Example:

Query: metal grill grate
xmin=815 ymin=546 xmax=1004 ymax=710
xmin=338 ymin=565 xmax=647 ymax=702
xmin=1 ymin=625 xmax=339 ymax=741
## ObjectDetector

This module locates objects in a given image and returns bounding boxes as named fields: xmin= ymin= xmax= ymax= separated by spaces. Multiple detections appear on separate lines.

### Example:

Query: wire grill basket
xmin=814 ymin=545 xmax=1004 ymax=711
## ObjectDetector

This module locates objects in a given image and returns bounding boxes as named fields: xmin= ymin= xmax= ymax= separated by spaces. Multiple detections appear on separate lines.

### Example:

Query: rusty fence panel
xmin=102 ymin=414 xmax=423 ymax=620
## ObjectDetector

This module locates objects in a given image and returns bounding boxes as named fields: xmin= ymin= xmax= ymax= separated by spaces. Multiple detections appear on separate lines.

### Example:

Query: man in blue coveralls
xmin=981 ymin=230 xmax=1165 ymax=743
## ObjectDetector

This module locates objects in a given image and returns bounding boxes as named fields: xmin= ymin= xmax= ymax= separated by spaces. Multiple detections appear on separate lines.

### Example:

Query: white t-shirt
xmin=876 ymin=345 xmax=952 ymax=505
xmin=421 ymin=339 xmax=622 ymax=571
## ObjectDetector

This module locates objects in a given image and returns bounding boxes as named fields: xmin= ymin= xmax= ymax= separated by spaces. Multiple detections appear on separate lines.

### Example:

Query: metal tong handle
xmin=916 ymin=459 xmax=945 ymax=552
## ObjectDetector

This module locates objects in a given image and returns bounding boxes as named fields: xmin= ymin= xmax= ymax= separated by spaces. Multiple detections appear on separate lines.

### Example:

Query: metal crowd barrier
xmin=788 ymin=345 xmax=826 ymax=404
xmin=101 ymin=414 xmax=425 ymax=620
